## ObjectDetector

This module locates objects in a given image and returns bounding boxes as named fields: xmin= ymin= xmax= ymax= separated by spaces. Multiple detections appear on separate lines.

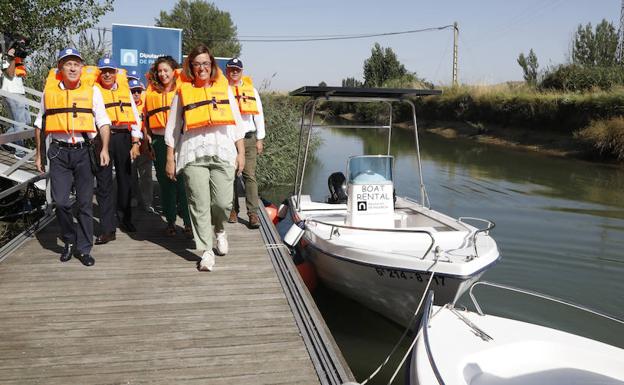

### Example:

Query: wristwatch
xmin=132 ymin=141 xmax=141 ymax=147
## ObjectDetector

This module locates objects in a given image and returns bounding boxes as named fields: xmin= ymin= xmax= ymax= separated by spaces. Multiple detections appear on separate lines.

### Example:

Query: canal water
xmin=268 ymin=124 xmax=624 ymax=384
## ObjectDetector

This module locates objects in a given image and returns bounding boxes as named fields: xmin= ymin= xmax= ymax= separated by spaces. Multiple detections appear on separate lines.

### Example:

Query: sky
xmin=96 ymin=0 xmax=621 ymax=91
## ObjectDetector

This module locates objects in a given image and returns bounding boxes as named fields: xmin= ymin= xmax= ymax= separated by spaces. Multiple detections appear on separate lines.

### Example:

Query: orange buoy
xmin=296 ymin=260 xmax=317 ymax=292
xmin=265 ymin=204 xmax=279 ymax=224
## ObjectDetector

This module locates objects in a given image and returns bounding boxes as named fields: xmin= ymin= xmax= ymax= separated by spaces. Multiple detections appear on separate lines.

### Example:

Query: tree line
xmin=518 ymin=19 xmax=624 ymax=91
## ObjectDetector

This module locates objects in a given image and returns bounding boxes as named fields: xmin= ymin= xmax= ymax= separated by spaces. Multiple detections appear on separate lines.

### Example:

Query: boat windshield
xmin=347 ymin=156 xmax=393 ymax=184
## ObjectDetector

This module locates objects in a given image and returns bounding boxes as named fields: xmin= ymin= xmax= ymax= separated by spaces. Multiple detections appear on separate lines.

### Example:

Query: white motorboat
xmin=284 ymin=86 xmax=501 ymax=328
xmin=410 ymin=282 xmax=624 ymax=385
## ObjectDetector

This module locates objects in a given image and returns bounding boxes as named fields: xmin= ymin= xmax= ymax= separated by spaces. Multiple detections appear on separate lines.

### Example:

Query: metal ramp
xmin=0 ymin=86 xmax=48 ymax=200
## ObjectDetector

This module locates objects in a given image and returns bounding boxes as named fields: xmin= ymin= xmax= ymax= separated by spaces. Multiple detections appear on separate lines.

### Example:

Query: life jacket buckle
xmin=212 ymin=96 xmax=218 ymax=110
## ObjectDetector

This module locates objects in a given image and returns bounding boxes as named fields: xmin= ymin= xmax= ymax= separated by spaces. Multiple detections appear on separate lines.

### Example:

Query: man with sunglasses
xmin=93 ymin=57 xmax=143 ymax=245
xmin=129 ymin=79 xmax=155 ymax=214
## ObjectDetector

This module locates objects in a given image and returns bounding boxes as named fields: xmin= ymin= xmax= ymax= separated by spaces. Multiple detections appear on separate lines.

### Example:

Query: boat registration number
xmin=374 ymin=268 xmax=446 ymax=285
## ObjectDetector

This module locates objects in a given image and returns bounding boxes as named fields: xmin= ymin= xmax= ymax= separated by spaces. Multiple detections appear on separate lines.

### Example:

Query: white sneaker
xmin=199 ymin=250 xmax=215 ymax=271
xmin=215 ymin=230 xmax=228 ymax=255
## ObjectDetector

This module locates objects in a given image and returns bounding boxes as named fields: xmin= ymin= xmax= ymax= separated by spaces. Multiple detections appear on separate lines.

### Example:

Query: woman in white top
xmin=165 ymin=44 xmax=245 ymax=271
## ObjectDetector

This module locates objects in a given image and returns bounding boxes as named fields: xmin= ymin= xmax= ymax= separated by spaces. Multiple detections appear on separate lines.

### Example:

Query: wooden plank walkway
xmin=0 ymin=199 xmax=333 ymax=384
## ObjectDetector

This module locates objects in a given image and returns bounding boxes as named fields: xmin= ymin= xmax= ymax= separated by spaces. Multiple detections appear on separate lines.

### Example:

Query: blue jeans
xmin=3 ymin=96 xmax=30 ymax=154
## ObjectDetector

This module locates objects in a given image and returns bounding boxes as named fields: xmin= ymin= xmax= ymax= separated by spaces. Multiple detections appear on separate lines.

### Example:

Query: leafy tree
xmin=318 ymin=81 xmax=327 ymax=87
xmin=363 ymin=43 xmax=409 ymax=87
xmin=572 ymin=19 xmax=618 ymax=67
xmin=342 ymin=77 xmax=363 ymax=87
xmin=0 ymin=0 xmax=113 ymax=51
xmin=156 ymin=0 xmax=241 ymax=57
xmin=517 ymin=49 xmax=539 ymax=85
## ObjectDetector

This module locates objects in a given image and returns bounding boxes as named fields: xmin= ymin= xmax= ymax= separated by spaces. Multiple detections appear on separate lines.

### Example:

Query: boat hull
xmin=302 ymin=241 xmax=483 ymax=328
xmin=410 ymin=306 xmax=624 ymax=385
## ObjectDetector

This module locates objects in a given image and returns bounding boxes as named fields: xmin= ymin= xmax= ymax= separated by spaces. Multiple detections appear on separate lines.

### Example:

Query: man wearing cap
xmin=129 ymin=79 xmax=155 ymax=214
xmin=34 ymin=48 xmax=111 ymax=266
xmin=93 ymin=57 xmax=142 ymax=244
xmin=225 ymin=58 xmax=266 ymax=229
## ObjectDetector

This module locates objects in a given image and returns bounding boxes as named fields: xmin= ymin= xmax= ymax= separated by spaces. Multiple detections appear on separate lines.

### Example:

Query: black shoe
xmin=76 ymin=253 xmax=95 ymax=267
xmin=121 ymin=220 xmax=137 ymax=233
xmin=95 ymin=232 xmax=116 ymax=245
xmin=60 ymin=243 xmax=73 ymax=262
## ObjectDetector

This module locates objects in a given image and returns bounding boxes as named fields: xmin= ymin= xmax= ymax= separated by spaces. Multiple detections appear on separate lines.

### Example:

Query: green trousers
xmin=152 ymin=135 xmax=191 ymax=226
xmin=183 ymin=155 xmax=235 ymax=251
xmin=232 ymin=134 xmax=259 ymax=215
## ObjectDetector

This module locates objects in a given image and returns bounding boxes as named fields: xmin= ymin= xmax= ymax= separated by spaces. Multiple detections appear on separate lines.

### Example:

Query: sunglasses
xmin=131 ymin=89 xmax=142 ymax=94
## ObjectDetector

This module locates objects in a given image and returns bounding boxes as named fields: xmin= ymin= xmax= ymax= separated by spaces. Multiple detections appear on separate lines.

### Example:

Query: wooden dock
xmin=0 ymin=197 xmax=354 ymax=384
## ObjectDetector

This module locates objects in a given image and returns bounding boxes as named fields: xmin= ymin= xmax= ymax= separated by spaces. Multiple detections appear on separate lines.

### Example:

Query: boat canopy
xmin=291 ymin=86 xmax=442 ymax=209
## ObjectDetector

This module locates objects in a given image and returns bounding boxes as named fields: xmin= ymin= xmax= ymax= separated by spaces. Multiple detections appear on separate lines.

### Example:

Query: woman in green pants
xmin=144 ymin=56 xmax=192 ymax=237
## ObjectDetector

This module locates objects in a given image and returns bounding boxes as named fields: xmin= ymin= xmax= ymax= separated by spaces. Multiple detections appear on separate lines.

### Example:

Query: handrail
xmin=458 ymin=217 xmax=496 ymax=259
xmin=467 ymin=281 xmax=624 ymax=325
xmin=24 ymin=86 xmax=43 ymax=99
xmin=0 ymin=89 xmax=41 ymax=109
xmin=421 ymin=290 xmax=447 ymax=385
xmin=305 ymin=217 xmax=436 ymax=260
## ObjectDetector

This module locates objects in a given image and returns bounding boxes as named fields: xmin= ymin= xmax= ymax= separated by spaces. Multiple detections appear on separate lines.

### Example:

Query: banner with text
xmin=112 ymin=24 xmax=182 ymax=82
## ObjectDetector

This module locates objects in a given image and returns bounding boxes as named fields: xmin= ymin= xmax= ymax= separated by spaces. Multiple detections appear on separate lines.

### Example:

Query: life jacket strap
xmin=45 ymin=105 xmax=94 ymax=118
xmin=104 ymin=101 xmax=132 ymax=112
xmin=182 ymin=97 xmax=229 ymax=112
xmin=145 ymin=106 xmax=171 ymax=118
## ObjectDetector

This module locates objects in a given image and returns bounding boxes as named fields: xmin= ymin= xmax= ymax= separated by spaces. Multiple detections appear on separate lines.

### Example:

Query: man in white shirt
xmin=225 ymin=58 xmax=266 ymax=229
xmin=1 ymin=36 xmax=30 ymax=159
xmin=34 ymin=48 xmax=111 ymax=266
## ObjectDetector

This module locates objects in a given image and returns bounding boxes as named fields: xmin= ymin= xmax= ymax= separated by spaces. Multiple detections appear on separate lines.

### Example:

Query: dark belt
xmin=52 ymin=140 xmax=89 ymax=149
xmin=110 ymin=128 xmax=130 ymax=134
xmin=244 ymin=131 xmax=256 ymax=139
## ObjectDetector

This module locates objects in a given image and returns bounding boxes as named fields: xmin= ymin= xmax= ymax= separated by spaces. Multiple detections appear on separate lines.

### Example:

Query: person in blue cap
xmin=93 ymin=56 xmax=143 ymax=244
xmin=225 ymin=58 xmax=266 ymax=229
xmin=128 ymin=78 xmax=155 ymax=214
xmin=33 ymin=48 xmax=112 ymax=266
xmin=126 ymin=69 xmax=140 ymax=82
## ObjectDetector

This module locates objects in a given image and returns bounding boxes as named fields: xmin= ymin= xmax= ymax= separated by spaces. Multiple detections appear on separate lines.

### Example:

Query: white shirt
xmin=237 ymin=87 xmax=265 ymax=140
xmin=165 ymin=87 xmax=245 ymax=172
xmin=1 ymin=58 xmax=25 ymax=95
xmin=34 ymin=82 xmax=111 ymax=143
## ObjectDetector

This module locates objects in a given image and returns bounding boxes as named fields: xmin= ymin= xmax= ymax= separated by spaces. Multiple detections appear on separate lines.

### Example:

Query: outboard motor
xmin=327 ymin=172 xmax=347 ymax=204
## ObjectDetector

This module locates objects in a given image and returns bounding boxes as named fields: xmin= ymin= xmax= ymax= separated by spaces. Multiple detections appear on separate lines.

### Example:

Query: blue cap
xmin=97 ymin=57 xmax=118 ymax=70
xmin=127 ymin=70 xmax=140 ymax=81
xmin=57 ymin=48 xmax=83 ymax=62
xmin=226 ymin=58 xmax=243 ymax=69
xmin=128 ymin=79 xmax=144 ymax=90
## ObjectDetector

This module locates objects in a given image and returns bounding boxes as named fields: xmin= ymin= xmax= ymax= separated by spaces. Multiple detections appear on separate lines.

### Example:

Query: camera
xmin=1 ymin=32 xmax=30 ymax=59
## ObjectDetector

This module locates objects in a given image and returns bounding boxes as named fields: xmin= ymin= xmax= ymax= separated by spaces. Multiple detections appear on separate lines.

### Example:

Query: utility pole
xmin=617 ymin=0 xmax=624 ymax=63
xmin=452 ymin=22 xmax=459 ymax=86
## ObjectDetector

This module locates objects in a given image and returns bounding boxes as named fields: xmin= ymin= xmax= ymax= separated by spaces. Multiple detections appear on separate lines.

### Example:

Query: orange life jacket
xmin=14 ymin=57 xmax=26 ymax=77
xmin=231 ymin=76 xmax=259 ymax=115
xmin=178 ymin=68 xmax=235 ymax=130
xmin=145 ymin=87 xmax=176 ymax=130
xmin=43 ymin=68 xmax=97 ymax=134
xmin=96 ymin=71 xmax=135 ymax=130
